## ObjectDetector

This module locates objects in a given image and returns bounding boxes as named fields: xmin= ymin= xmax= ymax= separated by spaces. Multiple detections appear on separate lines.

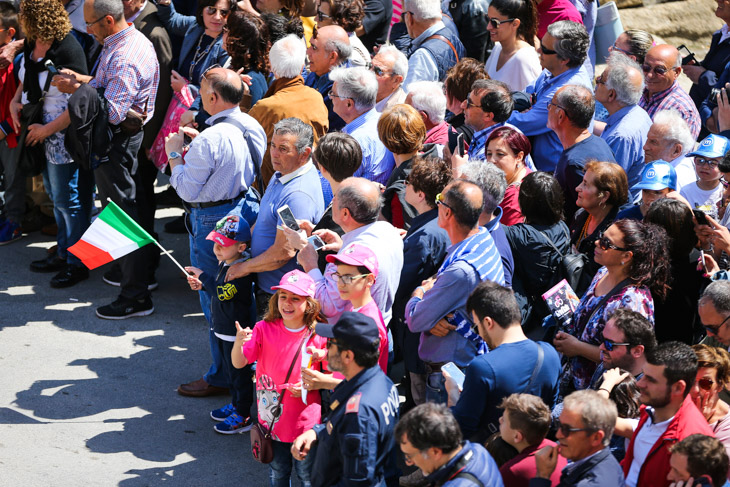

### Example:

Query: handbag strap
xmin=538 ymin=227 xmax=569 ymax=259
xmin=213 ymin=115 xmax=263 ymax=189
xmin=576 ymin=278 xmax=632 ymax=333
xmin=523 ymin=342 xmax=544 ymax=394
xmin=265 ymin=329 xmax=312 ymax=432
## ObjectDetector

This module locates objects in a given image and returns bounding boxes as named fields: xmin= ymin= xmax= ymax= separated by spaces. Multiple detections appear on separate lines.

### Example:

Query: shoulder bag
xmin=539 ymin=227 xmax=592 ymax=298
xmin=250 ymin=330 xmax=311 ymax=464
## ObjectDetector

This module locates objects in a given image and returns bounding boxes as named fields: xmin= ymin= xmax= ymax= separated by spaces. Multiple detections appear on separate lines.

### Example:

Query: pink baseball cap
xmin=325 ymin=243 xmax=379 ymax=277
xmin=271 ymin=270 xmax=316 ymax=297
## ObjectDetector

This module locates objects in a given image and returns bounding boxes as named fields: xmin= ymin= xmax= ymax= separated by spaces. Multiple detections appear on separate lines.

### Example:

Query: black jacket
xmin=65 ymin=83 xmax=111 ymax=170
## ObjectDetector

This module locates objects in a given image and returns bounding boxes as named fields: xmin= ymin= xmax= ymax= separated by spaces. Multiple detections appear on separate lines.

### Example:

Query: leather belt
xmin=184 ymin=191 xmax=244 ymax=209
xmin=424 ymin=361 xmax=448 ymax=374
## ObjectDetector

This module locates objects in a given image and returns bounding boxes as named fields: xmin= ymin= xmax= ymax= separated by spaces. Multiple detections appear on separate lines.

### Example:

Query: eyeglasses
xmin=555 ymin=419 xmax=593 ymax=437
xmin=202 ymin=63 xmax=222 ymax=81
xmin=694 ymin=156 xmax=721 ymax=168
xmin=205 ymin=6 xmax=230 ymax=17
xmin=435 ymin=192 xmax=451 ymax=210
xmin=332 ymin=272 xmax=370 ymax=285
xmin=327 ymin=337 xmax=338 ymax=348
xmin=602 ymin=338 xmax=631 ymax=351
xmin=608 ymin=43 xmax=633 ymax=56
xmin=316 ymin=9 xmax=330 ymax=20
xmin=641 ymin=64 xmax=669 ymax=76
xmin=703 ymin=313 xmax=730 ymax=335
xmin=85 ymin=14 xmax=108 ymax=27
xmin=328 ymin=90 xmax=350 ymax=100
xmin=540 ymin=43 xmax=557 ymax=56
xmin=484 ymin=15 xmax=516 ymax=29
xmin=465 ymin=96 xmax=481 ymax=109
xmin=698 ymin=377 xmax=716 ymax=391
xmin=548 ymin=101 xmax=566 ymax=112
xmin=595 ymin=75 xmax=607 ymax=85
xmin=597 ymin=232 xmax=628 ymax=252
xmin=369 ymin=64 xmax=390 ymax=77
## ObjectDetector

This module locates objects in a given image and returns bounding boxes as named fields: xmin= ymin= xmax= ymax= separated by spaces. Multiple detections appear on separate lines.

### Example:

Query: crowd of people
xmin=5 ymin=0 xmax=730 ymax=485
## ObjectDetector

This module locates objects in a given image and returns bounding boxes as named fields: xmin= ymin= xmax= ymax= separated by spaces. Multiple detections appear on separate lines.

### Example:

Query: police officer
xmin=291 ymin=312 xmax=399 ymax=486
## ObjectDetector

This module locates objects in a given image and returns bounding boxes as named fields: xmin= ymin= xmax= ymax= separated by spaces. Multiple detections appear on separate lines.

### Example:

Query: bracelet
xmin=416 ymin=286 xmax=426 ymax=295
xmin=599 ymin=387 xmax=611 ymax=394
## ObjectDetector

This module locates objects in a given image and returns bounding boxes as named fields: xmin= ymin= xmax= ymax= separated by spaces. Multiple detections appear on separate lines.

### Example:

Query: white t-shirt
xmin=680 ymin=181 xmax=724 ymax=219
xmin=484 ymin=43 xmax=542 ymax=92
xmin=670 ymin=155 xmax=698 ymax=193
xmin=625 ymin=410 xmax=674 ymax=487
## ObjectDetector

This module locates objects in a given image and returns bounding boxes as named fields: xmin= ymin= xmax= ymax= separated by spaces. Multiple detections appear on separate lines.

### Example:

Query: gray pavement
xmin=0 ymin=204 xmax=273 ymax=486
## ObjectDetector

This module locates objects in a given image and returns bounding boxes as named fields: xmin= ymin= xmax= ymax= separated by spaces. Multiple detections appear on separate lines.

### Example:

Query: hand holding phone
xmin=441 ymin=362 xmax=465 ymax=391
xmin=307 ymin=234 xmax=326 ymax=251
xmin=456 ymin=133 xmax=465 ymax=157
xmin=277 ymin=204 xmax=300 ymax=231
xmin=693 ymin=209 xmax=709 ymax=226
xmin=44 ymin=59 xmax=60 ymax=76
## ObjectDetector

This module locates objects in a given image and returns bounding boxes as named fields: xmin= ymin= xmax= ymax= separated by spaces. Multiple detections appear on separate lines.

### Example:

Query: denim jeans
xmin=269 ymin=439 xmax=313 ymax=487
xmin=425 ymin=371 xmax=448 ymax=404
xmin=42 ymin=161 xmax=91 ymax=266
xmin=187 ymin=201 xmax=239 ymax=389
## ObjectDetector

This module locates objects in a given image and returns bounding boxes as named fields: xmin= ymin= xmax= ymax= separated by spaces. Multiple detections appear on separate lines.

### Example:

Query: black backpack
xmin=539 ymin=228 xmax=592 ymax=298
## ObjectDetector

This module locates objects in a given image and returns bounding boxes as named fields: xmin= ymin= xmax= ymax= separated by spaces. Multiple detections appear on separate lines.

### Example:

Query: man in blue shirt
xmin=508 ymin=20 xmax=592 ymax=172
xmin=463 ymin=79 xmax=515 ymax=161
xmin=444 ymin=281 xmax=560 ymax=444
xmin=330 ymin=66 xmax=395 ymax=185
xmin=225 ymin=118 xmax=324 ymax=313
xmin=406 ymin=180 xmax=505 ymax=403
xmin=596 ymin=53 xmax=653 ymax=192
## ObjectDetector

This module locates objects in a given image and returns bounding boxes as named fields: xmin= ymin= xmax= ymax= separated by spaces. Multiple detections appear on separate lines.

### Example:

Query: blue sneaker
xmin=210 ymin=403 xmax=236 ymax=422
xmin=213 ymin=412 xmax=254 ymax=435
xmin=0 ymin=219 xmax=22 ymax=246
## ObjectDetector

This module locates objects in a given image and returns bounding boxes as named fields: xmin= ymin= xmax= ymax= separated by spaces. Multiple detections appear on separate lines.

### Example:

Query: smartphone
xmin=307 ymin=234 xmax=326 ymax=250
xmin=678 ymin=44 xmax=697 ymax=65
xmin=44 ymin=59 xmax=60 ymax=76
xmin=693 ymin=209 xmax=709 ymax=226
xmin=183 ymin=133 xmax=192 ymax=147
xmin=441 ymin=362 xmax=465 ymax=391
xmin=277 ymin=204 xmax=300 ymax=231
xmin=700 ymin=249 xmax=707 ymax=274
xmin=456 ymin=133 xmax=465 ymax=157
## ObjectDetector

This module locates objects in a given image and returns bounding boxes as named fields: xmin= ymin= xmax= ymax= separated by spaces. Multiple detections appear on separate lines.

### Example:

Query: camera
xmin=706 ymin=87 xmax=723 ymax=110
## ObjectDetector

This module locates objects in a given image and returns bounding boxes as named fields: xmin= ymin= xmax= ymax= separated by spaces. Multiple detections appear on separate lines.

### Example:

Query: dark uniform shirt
xmin=311 ymin=365 xmax=399 ymax=487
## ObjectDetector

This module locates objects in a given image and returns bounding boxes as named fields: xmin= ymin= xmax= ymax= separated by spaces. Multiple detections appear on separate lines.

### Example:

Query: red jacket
xmin=621 ymin=395 xmax=715 ymax=487
xmin=0 ymin=62 xmax=18 ymax=149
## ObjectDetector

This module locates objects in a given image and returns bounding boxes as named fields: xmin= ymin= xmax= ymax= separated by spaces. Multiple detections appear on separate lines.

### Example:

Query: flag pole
xmin=153 ymin=239 xmax=189 ymax=276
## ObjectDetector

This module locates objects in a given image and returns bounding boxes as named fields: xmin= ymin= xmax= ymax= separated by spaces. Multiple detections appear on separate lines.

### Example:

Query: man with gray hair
xmin=372 ymin=44 xmax=408 ymax=112
xmin=643 ymin=110 xmax=697 ymax=192
xmin=305 ymin=24 xmax=352 ymax=132
xmin=249 ymin=34 xmax=329 ymax=189
xmin=507 ymin=21 xmax=593 ymax=172
xmin=330 ymin=66 xmax=395 ymax=184
xmin=406 ymin=80 xmax=449 ymax=148
xmin=699 ymin=280 xmax=730 ymax=348
xmin=549 ymin=84 xmax=616 ymax=223
xmin=460 ymin=161 xmax=514 ymax=288
xmin=596 ymin=53 xmax=653 ymax=189
xmin=533 ymin=390 xmax=624 ymax=485
xmin=402 ymin=0 xmax=465 ymax=86
xmin=226 ymin=118 xmax=324 ymax=312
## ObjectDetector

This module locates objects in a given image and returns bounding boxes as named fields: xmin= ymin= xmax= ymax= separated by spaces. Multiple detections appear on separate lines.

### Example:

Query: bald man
xmin=596 ymin=53 xmax=653 ymax=190
xmin=638 ymin=44 xmax=701 ymax=139
xmin=296 ymin=177 xmax=404 ymax=325
xmin=165 ymin=67 xmax=267 ymax=398
xmin=305 ymin=24 xmax=352 ymax=131
xmin=406 ymin=180 xmax=505 ymax=404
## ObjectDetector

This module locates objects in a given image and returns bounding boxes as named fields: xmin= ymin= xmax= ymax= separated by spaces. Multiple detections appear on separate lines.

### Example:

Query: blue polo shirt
xmin=601 ymin=104 xmax=653 ymax=191
xmin=344 ymin=108 xmax=396 ymax=185
xmin=251 ymin=162 xmax=325 ymax=290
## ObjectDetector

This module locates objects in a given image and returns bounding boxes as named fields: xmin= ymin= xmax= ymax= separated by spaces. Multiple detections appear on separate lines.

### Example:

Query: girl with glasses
xmin=483 ymin=0 xmax=541 ymax=92
xmin=691 ymin=344 xmax=730 ymax=461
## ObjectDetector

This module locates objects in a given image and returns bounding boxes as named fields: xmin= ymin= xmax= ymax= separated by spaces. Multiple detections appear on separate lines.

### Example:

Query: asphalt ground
xmin=0 ymin=202 xmax=275 ymax=486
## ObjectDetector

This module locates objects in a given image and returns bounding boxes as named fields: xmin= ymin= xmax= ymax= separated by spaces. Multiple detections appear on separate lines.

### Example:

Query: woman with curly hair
xmin=553 ymin=219 xmax=670 ymax=396
xmin=691 ymin=344 xmax=730 ymax=460
xmin=483 ymin=0 xmax=541 ymax=91
xmin=223 ymin=9 xmax=270 ymax=108
xmin=315 ymin=0 xmax=370 ymax=66
xmin=9 ymin=0 xmax=90 ymax=288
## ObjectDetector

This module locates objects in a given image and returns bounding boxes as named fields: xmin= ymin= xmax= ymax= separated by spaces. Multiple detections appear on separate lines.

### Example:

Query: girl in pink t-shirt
xmin=232 ymin=270 xmax=328 ymax=486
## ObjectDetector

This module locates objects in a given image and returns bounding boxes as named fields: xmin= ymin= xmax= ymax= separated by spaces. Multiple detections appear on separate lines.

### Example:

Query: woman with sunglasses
xmin=554 ymin=219 xmax=671 ymax=397
xmin=607 ymin=30 xmax=653 ymax=66
xmin=483 ymin=0 xmax=541 ymax=92
xmin=691 ymin=344 xmax=730 ymax=461
xmin=570 ymin=160 xmax=628 ymax=282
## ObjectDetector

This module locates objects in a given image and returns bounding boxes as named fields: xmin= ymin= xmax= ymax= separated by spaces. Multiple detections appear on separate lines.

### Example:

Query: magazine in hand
xmin=542 ymin=279 xmax=580 ymax=327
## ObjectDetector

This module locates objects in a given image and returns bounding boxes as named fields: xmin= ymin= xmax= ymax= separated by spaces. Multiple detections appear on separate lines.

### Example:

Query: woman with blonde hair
xmin=10 ymin=0 xmax=90 ymax=288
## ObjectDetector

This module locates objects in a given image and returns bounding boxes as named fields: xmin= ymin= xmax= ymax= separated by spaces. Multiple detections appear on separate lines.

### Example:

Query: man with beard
xmin=621 ymin=342 xmax=715 ymax=487
xmin=291 ymin=312 xmax=399 ymax=487
xmin=443 ymin=281 xmax=560 ymax=444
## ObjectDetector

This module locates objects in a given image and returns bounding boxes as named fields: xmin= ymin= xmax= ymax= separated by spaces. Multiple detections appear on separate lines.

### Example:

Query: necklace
xmin=189 ymin=33 xmax=220 ymax=81
xmin=577 ymin=214 xmax=593 ymax=246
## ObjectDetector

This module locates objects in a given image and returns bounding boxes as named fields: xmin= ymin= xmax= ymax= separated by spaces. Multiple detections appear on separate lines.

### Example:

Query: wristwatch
xmin=168 ymin=151 xmax=182 ymax=161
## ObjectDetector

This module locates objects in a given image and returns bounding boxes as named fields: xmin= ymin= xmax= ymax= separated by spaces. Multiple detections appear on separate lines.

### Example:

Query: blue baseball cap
xmin=316 ymin=311 xmax=380 ymax=352
xmin=687 ymin=134 xmax=730 ymax=159
xmin=632 ymin=161 xmax=677 ymax=191
xmin=206 ymin=215 xmax=252 ymax=246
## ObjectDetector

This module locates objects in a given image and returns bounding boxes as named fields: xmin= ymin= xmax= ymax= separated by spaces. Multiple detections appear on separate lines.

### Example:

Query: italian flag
xmin=68 ymin=201 xmax=154 ymax=270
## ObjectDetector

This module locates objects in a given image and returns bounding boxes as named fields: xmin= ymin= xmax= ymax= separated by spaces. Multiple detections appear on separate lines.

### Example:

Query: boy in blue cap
xmin=680 ymin=134 xmax=730 ymax=218
xmin=186 ymin=215 xmax=257 ymax=434
xmin=617 ymin=161 xmax=678 ymax=221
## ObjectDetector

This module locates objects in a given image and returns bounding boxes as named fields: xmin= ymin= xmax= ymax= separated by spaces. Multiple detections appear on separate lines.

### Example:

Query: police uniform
xmin=310 ymin=365 xmax=399 ymax=487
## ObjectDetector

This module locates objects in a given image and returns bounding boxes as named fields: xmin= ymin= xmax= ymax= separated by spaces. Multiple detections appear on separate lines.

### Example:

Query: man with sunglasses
xmin=638 ymin=44 xmax=701 ymax=140
xmin=622 ymin=342 xmax=715 ymax=487
xmin=699 ymin=281 xmax=730 ymax=349
xmin=533 ymin=390 xmax=625 ymax=486
xmin=372 ymin=45 xmax=408 ymax=113
xmin=507 ymin=20 xmax=592 ymax=172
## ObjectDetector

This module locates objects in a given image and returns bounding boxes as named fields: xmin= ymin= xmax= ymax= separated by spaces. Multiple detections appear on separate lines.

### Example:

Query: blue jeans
xmin=187 ymin=201 xmax=239 ymax=389
xmin=270 ymin=439 xmax=313 ymax=487
xmin=425 ymin=371 xmax=448 ymax=404
xmin=42 ymin=162 xmax=91 ymax=266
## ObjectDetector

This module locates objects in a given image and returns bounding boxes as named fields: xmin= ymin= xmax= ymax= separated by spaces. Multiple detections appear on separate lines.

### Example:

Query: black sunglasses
xmin=703 ymin=314 xmax=730 ymax=335
xmin=642 ymin=64 xmax=669 ymax=76
xmin=602 ymin=338 xmax=631 ymax=351
xmin=484 ymin=15 xmax=515 ymax=29
xmin=555 ymin=419 xmax=593 ymax=437
xmin=698 ymin=377 xmax=715 ymax=391
xmin=540 ymin=43 xmax=557 ymax=55
xmin=597 ymin=232 xmax=628 ymax=252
